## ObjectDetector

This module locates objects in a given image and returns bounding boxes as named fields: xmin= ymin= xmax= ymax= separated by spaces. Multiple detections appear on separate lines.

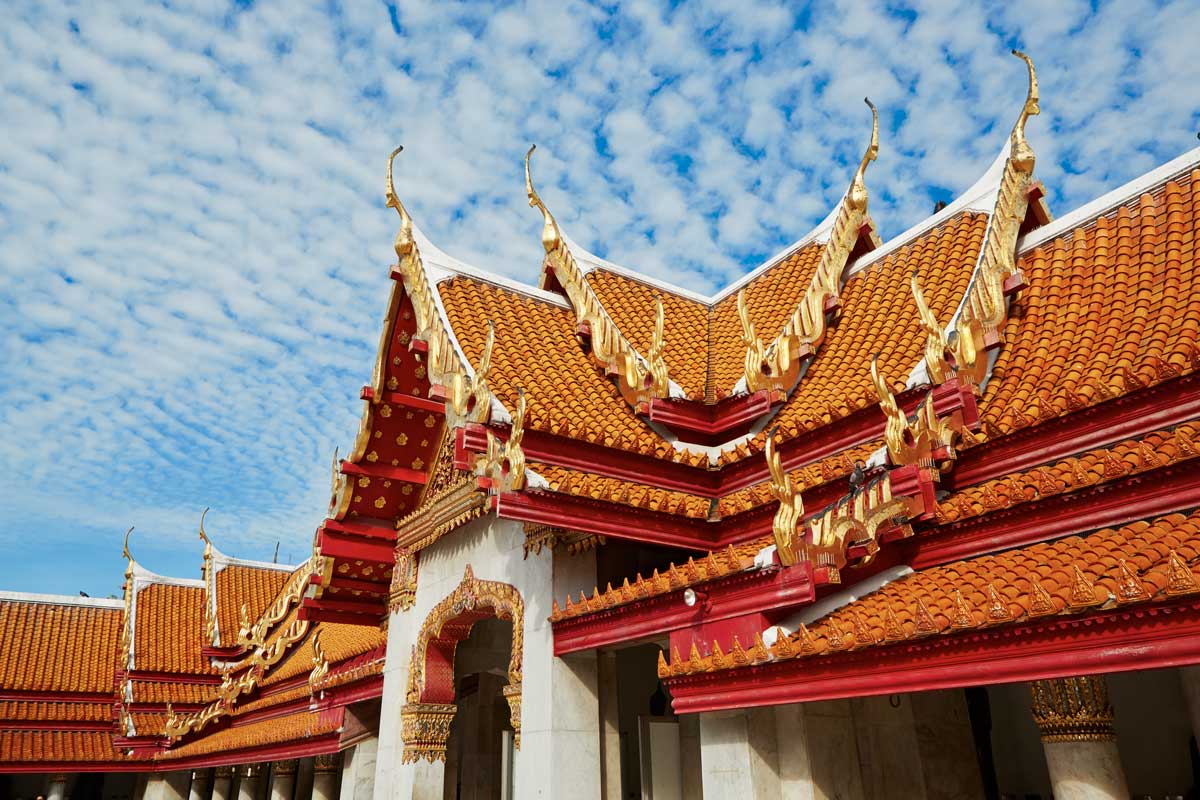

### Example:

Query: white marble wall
xmin=374 ymin=514 xmax=601 ymax=800
xmin=699 ymin=708 xmax=782 ymax=800
xmin=142 ymin=772 xmax=191 ymax=800
xmin=339 ymin=738 xmax=377 ymax=800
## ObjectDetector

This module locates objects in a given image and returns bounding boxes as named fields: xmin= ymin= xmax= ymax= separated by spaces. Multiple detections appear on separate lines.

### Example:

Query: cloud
xmin=1 ymin=0 xmax=1196 ymax=591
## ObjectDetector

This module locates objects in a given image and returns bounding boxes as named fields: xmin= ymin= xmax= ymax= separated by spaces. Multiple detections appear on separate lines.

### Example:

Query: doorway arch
xmin=400 ymin=565 xmax=524 ymax=764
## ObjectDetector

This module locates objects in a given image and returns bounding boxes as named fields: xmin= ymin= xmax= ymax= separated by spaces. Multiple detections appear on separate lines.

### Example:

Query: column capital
xmin=1030 ymin=675 xmax=1116 ymax=742
xmin=48 ymin=774 xmax=67 ymax=783
xmin=237 ymin=763 xmax=262 ymax=779
xmin=214 ymin=765 xmax=234 ymax=779
xmin=400 ymin=702 xmax=457 ymax=763
xmin=271 ymin=759 xmax=298 ymax=777
xmin=191 ymin=769 xmax=210 ymax=783
xmin=313 ymin=751 xmax=343 ymax=774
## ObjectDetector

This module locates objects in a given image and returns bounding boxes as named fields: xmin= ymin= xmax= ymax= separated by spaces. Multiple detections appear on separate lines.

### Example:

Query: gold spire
xmin=386 ymin=146 xmax=415 ymax=258
xmin=1009 ymin=50 xmax=1040 ymax=172
xmin=525 ymin=145 xmax=563 ymax=253
xmin=847 ymin=97 xmax=879 ymax=212
xmin=121 ymin=525 xmax=135 ymax=565
xmin=198 ymin=507 xmax=212 ymax=548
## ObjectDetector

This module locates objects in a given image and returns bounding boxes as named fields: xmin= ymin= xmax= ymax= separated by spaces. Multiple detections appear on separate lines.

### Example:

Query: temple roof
xmin=0 ymin=593 xmax=122 ymax=695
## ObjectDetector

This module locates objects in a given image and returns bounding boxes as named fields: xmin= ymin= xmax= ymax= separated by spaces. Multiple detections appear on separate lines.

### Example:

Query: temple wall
xmin=375 ymin=513 xmax=601 ymax=800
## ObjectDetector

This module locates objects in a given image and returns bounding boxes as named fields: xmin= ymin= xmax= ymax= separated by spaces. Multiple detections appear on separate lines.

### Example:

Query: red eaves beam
xmin=340 ymin=459 xmax=427 ymax=485
xmin=911 ymin=459 xmax=1200 ymax=569
xmin=666 ymin=597 xmax=1200 ymax=714
xmin=553 ymin=562 xmax=819 ymax=655
xmin=645 ymin=390 xmax=775 ymax=447
xmin=315 ymin=527 xmax=394 ymax=563
xmin=360 ymin=385 xmax=445 ymax=415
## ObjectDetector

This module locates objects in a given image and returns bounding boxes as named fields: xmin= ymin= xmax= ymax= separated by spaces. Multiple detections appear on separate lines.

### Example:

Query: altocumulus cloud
xmin=1 ymin=0 xmax=1197 ymax=594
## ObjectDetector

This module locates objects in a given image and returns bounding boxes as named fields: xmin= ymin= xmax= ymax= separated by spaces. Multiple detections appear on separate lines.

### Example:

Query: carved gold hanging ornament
xmin=402 ymin=566 xmax=524 ymax=762
xmin=914 ymin=50 xmax=1043 ymax=393
xmin=765 ymin=427 xmax=804 ymax=566
xmin=476 ymin=388 xmax=528 ymax=494
xmin=525 ymin=145 xmax=670 ymax=408
xmin=738 ymin=98 xmax=880 ymax=396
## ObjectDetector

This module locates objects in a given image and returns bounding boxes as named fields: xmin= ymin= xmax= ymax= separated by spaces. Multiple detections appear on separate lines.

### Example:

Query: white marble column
xmin=212 ymin=766 xmax=234 ymax=800
xmin=187 ymin=769 xmax=210 ymax=800
xmin=1030 ymin=676 xmax=1130 ymax=800
xmin=699 ymin=708 xmax=782 ymax=800
xmin=598 ymin=650 xmax=622 ymax=800
xmin=338 ymin=738 xmax=377 ymax=800
xmin=270 ymin=760 xmax=297 ymax=800
xmin=236 ymin=765 xmax=262 ymax=800
xmin=46 ymin=774 xmax=68 ymax=800
xmin=1179 ymin=665 xmax=1200 ymax=741
xmin=144 ymin=772 xmax=191 ymax=800
xmin=311 ymin=754 xmax=341 ymax=800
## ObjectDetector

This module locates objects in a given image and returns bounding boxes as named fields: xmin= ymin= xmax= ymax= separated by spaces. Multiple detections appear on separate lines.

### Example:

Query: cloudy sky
xmin=1 ymin=1 xmax=1197 ymax=596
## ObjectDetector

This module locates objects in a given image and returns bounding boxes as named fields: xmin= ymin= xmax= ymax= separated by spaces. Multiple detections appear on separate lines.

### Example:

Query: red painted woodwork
xmin=322 ymin=517 xmax=397 ymax=542
xmin=340 ymin=459 xmax=428 ymax=485
xmin=667 ymin=597 xmax=1200 ymax=713
xmin=315 ymin=528 xmax=394 ymax=563
xmin=361 ymin=384 xmax=445 ymax=415
xmin=553 ymin=563 xmax=819 ymax=655
xmin=645 ymin=391 xmax=774 ymax=446
xmin=911 ymin=459 xmax=1200 ymax=569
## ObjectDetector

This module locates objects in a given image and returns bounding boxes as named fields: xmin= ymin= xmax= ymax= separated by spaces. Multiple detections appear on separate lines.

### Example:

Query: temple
xmin=4 ymin=51 xmax=1200 ymax=799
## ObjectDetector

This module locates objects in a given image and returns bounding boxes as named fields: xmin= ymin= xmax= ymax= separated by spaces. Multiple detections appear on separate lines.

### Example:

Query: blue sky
xmin=1 ymin=0 xmax=1197 ymax=597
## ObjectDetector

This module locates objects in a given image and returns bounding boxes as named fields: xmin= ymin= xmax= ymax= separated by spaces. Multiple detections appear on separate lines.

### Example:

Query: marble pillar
xmin=212 ymin=766 xmax=234 ymax=800
xmin=46 ymin=774 xmax=67 ymax=800
xmin=337 ymin=738 xmax=376 ymax=800
xmin=187 ymin=770 xmax=210 ymax=800
xmin=1030 ymin=676 xmax=1130 ymax=800
xmin=312 ymin=754 xmax=341 ymax=800
xmin=143 ymin=772 xmax=191 ymax=800
xmin=699 ymin=708 xmax=782 ymax=800
xmin=598 ymin=650 xmax=622 ymax=800
xmin=1179 ymin=665 xmax=1200 ymax=741
xmin=679 ymin=714 xmax=704 ymax=800
xmin=270 ymin=760 xmax=297 ymax=800
xmin=236 ymin=765 xmax=262 ymax=800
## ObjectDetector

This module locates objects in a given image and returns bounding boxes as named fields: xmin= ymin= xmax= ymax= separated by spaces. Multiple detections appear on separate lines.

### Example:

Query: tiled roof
xmin=0 ymin=730 xmax=125 ymax=763
xmin=530 ymin=462 xmax=712 ymax=518
xmin=753 ymin=212 xmax=986 ymax=448
xmin=666 ymin=508 xmax=1200 ymax=675
xmin=936 ymin=421 xmax=1199 ymax=525
xmin=439 ymin=277 xmax=686 ymax=460
xmin=0 ymin=701 xmax=110 ymax=723
xmin=587 ymin=270 xmax=711 ymax=399
xmin=262 ymin=621 xmax=386 ymax=686
xmin=981 ymin=171 xmax=1200 ymax=435
xmin=716 ymin=439 xmax=881 ymax=516
xmin=214 ymin=565 xmax=292 ymax=649
xmin=130 ymin=680 xmax=216 ymax=706
xmin=133 ymin=583 xmax=213 ymax=675
xmin=0 ymin=600 xmax=121 ymax=694
xmin=158 ymin=708 xmax=340 ymax=759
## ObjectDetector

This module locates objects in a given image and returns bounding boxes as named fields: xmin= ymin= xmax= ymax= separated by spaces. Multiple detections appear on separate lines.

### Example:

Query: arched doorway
xmin=400 ymin=565 xmax=523 ymax=780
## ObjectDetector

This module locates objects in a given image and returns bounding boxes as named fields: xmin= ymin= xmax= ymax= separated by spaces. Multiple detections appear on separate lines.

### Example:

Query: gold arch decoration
xmin=401 ymin=566 xmax=525 ymax=762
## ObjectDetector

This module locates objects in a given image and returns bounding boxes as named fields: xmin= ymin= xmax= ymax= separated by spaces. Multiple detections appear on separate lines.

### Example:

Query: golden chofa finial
xmin=847 ymin=97 xmax=879 ymax=212
xmin=524 ymin=145 xmax=563 ymax=254
xmin=198 ymin=507 xmax=212 ymax=547
xmin=1009 ymin=50 xmax=1040 ymax=172
xmin=386 ymin=146 xmax=415 ymax=259
xmin=121 ymin=525 xmax=135 ymax=562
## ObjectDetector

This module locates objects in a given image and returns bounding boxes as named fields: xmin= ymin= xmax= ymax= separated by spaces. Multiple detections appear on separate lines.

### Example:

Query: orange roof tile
xmin=0 ymin=730 xmax=126 ymax=763
xmin=531 ymin=462 xmax=712 ymax=519
xmin=0 ymin=701 xmax=110 ymax=723
xmin=587 ymin=270 xmax=711 ymax=399
xmin=0 ymin=600 xmax=121 ymax=694
xmin=439 ymin=277 xmax=679 ymax=459
xmin=133 ymin=583 xmax=213 ymax=675
xmin=130 ymin=680 xmax=216 ymax=706
xmin=262 ymin=622 xmax=385 ymax=686
xmin=158 ymin=708 xmax=339 ymax=759
xmin=935 ymin=421 xmax=1200 ymax=526
xmin=214 ymin=565 xmax=292 ymax=649
xmin=669 ymin=508 xmax=1200 ymax=675
xmin=981 ymin=171 xmax=1200 ymax=435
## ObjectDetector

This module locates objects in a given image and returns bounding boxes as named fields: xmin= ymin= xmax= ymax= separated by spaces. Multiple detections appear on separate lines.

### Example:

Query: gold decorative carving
xmin=476 ymin=388 xmax=527 ymax=493
xmin=400 ymin=703 xmax=457 ymax=763
xmin=272 ymin=760 xmax=298 ymax=777
xmin=1030 ymin=675 xmax=1115 ymax=743
xmin=502 ymin=683 xmax=522 ymax=749
xmin=308 ymin=630 xmax=329 ymax=696
xmin=525 ymin=145 xmax=670 ymax=407
xmin=388 ymin=547 xmax=419 ymax=613
xmin=765 ymin=427 xmax=803 ymax=566
xmin=808 ymin=474 xmax=911 ymax=571
xmin=738 ymin=98 xmax=879 ymax=395
xmin=405 ymin=567 xmax=524 ymax=752
xmin=871 ymin=355 xmax=929 ymax=466
xmin=912 ymin=267 xmax=987 ymax=390
xmin=447 ymin=320 xmax=494 ymax=428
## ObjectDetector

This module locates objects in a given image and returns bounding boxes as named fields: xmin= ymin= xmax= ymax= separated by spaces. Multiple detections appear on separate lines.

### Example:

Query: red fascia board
xmin=340 ymin=459 xmax=428 ymax=486
xmin=496 ymin=490 xmax=719 ymax=550
xmin=125 ymin=702 xmax=206 ymax=713
xmin=311 ymin=573 xmax=389 ymax=596
xmin=646 ymin=391 xmax=774 ymax=447
xmin=316 ymin=528 xmax=395 ymax=563
xmin=300 ymin=597 xmax=380 ymax=616
xmin=360 ymin=385 xmax=445 ymax=415
xmin=553 ymin=563 xmax=817 ymax=655
xmin=322 ymin=517 xmax=397 ymax=542
xmin=666 ymin=597 xmax=1200 ymax=714
xmin=952 ymin=372 xmax=1200 ymax=488
xmin=0 ymin=761 xmax=150 ymax=775
xmin=912 ymin=459 xmax=1200 ymax=569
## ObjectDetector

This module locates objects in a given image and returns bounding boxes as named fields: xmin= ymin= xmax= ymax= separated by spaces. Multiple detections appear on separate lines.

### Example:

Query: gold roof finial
xmin=386 ymin=146 xmax=415 ymax=259
xmin=525 ymin=145 xmax=563 ymax=254
xmin=329 ymin=447 xmax=340 ymax=498
xmin=847 ymin=98 xmax=879 ymax=212
xmin=1009 ymin=50 xmax=1040 ymax=171
xmin=198 ymin=507 xmax=212 ymax=548
xmin=765 ymin=426 xmax=803 ymax=566
xmin=121 ymin=525 xmax=135 ymax=563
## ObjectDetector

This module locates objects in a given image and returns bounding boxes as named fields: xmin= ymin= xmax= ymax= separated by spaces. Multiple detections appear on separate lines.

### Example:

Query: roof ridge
xmin=0 ymin=590 xmax=124 ymax=609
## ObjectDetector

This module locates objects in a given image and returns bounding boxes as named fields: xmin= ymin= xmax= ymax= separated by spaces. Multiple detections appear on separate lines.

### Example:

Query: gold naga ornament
xmin=308 ymin=629 xmax=330 ymax=698
xmin=475 ymin=387 xmax=528 ymax=494
xmin=738 ymin=98 xmax=880 ymax=396
xmin=913 ymin=50 xmax=1043 ymax=392
xmin=765 ymin=427 xmax=804 ymax=566
xmin=525 ymin=145 xmax=670 ymax=408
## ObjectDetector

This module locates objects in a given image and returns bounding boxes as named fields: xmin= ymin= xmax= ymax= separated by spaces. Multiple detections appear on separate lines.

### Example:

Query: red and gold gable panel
xmin=981 ymin=170 xmax=1200 ymax=436
xmin=0 ymin=601 xmax=121 ymax=694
